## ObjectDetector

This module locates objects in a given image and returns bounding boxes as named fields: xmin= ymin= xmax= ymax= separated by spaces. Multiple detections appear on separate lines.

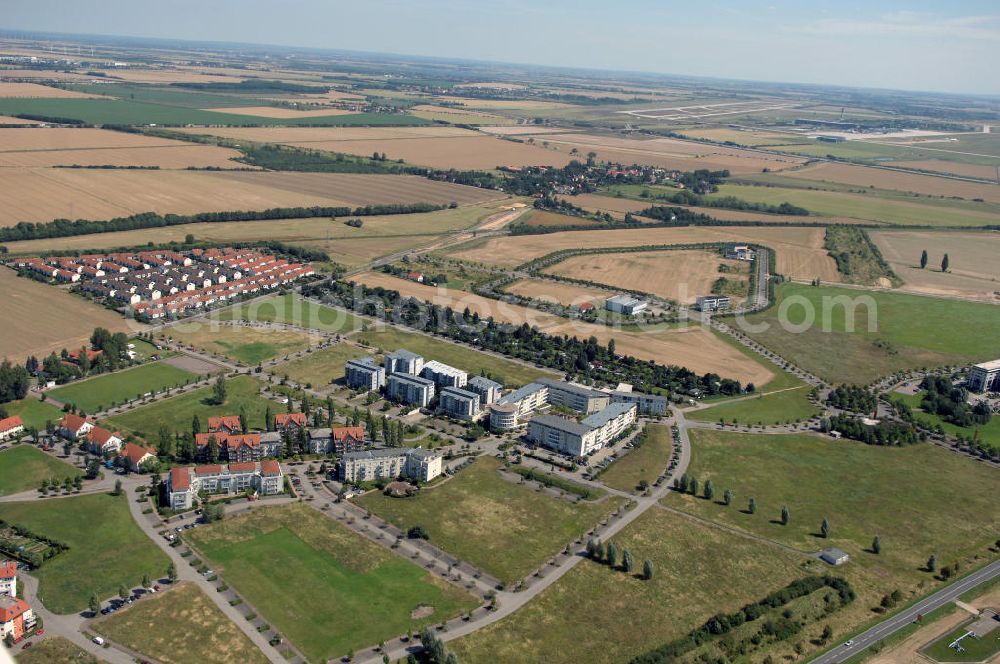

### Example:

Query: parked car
xmin=93 ymin=637 xmax=105 ymax=646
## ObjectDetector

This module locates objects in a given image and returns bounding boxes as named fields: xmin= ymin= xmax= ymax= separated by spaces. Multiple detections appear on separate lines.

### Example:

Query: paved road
xmin=809 ymin=558 xmax=1000 ymax=664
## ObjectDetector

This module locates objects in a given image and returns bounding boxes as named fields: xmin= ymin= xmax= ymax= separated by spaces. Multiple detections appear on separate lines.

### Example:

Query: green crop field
xmin=892 ymin=391 xmax=1000 ymax=453
xmin=598 ymin=424 xmax=675 ymax=493
xmin=0 ymin=446 xmax=82 ymax=495
xmin=687 ymin=385 xmax=819 ymax=426
xmin=48 ymin=362 xmax=195 ymax=413
xmin=1 ymin=396 xmax=64 ymax=430
xmin=450 ymin=508 xmax=807 ymax=664
xmin=671 ymin=430 xmax=1000 ymax=581
xmin=741 ymin=283 xmax=1000 ymax=384
xmin=0 ymin=493 xmax=169 ymax=614
xmin=922 ymin=619 xmax=1000 ymax=662
xmin=215 ymin=294 xmax=364 ymax=333
xmin=93 ymin=582 xmax=269 ymax=664
xmin=103 ymin=375 xmax=277 ymax=440
xmin=161 ymin=324 xmax=320 ymax=365
xmin=357 ymin=457 xmax=626 ymax=585
xmin=187 ymin=504 xmax=477 ymax=663
xmin=356 ymin=326 xmax=556 ymax=388
xmin=272 ymin=343 xmax=372 ymax=388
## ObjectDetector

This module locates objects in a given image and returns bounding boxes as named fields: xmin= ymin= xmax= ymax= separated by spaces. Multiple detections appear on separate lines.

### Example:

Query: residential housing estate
xmin=338 ymin=447 xmax=443 ymax=483
xmin=0 ymin=561 xmax=34 ymax=643
xmin=166 ymin=460 xmax=284 ymax=510
xmin=527 ymin=402 xmax=638 ymax=457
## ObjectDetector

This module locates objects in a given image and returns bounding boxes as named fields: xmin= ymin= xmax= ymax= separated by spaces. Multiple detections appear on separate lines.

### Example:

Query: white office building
xmin=968 ymin=359 xmax=1000 ymax=392
xmin=605 ymin=294 xmax=648 ymax=315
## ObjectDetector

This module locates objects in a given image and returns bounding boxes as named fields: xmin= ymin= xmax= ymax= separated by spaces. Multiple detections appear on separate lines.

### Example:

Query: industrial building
xmin=968 ymin=359 xmax=1000 ymax=392
xmin=421 ymin=360 xmax=468 ymax=388
xmin=387 ymin=373 xmax=436 ymax=408
xmin=346 ymin=356 xmax=385 ymax=391
xmin=383 ymin=349 xmax=424 ymax=376
xmin=338 ymin=447 xmax=443 ymax=483
xmin=439 ymin=386 xmax=481 ymax=420
xmin=605 ymin=294 xmax=648 ymax=315
xmin=537 ymin=378 xmax=610 ymax=414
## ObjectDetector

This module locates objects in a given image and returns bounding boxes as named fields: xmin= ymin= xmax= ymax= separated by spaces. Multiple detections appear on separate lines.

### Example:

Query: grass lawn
xmin=0 ymin=445 xmax=82 ymax=495
xmin=712 ymin=329 xmax=804 ymax=393
xmin=356 ymin=326 xmax=556 ymax=388
xmin=671 ymin=430 xmax=1000 ymax=581
xmin=103 ymin=375 xmax=276 ymax=440
xmin=0 ymin=493 xmax=168 ymax=614
xmin=742 ymin=283 xmax=1000 ymax=384
xmin=599 ymin=424 xmax=675 ymax=493
xmin=687 ymin=386 xmax=819 ymax=426
xmin=2 ymin=397 xmax=64 ymax=430
xmin=215 ymin=294 xmax=364 ymax=333
xmin=923 ymin=620 xmax=1000 ymax=662
xmin=272 ymin=343 xmax=372 ymax=388
xmin=15 ymin=636 xmax=97 ymax=664
xmin=93 ymin=582 xmax=269 ymax=664
xmin=161 ymin=324 xmax=322 ymax=365
xmin=187 ymin=504 xmax=477 ymax=663
xmin=356 ymin=457 xmax=626 ymax=585
xmin=48 ymin=362 xmax=195 ymax=413
xmin=450 ymin=508 xmax=807 ymax=664
xmin=893 ymin=392 xmax=1000 ymax=453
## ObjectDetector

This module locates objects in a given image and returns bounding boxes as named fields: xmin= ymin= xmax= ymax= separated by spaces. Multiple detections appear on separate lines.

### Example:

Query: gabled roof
xmin=59 ymin=413 xmax=92 ymax=432
xmin=227 ymin=462 xmax=256 ymax=472
xmin=121 ymin=442 xmax=156 ymax=465
xmin=207 ymin=415 xmax=242 ymax=432
xmin=169 ymin=467 xmax=191 ymax=490
xmin=260 ymin=459 xmax=281 ymax=477
xmin=224 ymin=434 xmax=260 ymax=450
xmin=88 ymin=426 xmax=120 ymax=446
xmin=194 ymin=464 xmax=224 ymax=475
xmin=332 ymin=426 xmax=365 ymax=442
xmin=0 ymin=560 xmax=16 ymax=580
xmin=0 ymin=596 xmax=30 ymax=622
xmin=0 ymin=416 xmax=23 ymax=433
xmin=275 ymin=412 xmax=307 ymax=427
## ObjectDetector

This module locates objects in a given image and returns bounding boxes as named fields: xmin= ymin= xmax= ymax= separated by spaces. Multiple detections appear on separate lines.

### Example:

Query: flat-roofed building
xmin=346 ymin=356 xmax=385 ymax=391
xmin=527 ymin=414 xmax=599 ymax=457
xmin=383 ymin=349 xmax=424 ymax=376
xmin=491 ymin=382 xmax=548 ymax=430
xmin=387 ymin=373 xmax=436 ymax=408
xmin=582 ymin=402 xmax=637 ymax=446
xmin=468 ymin=375 xmax=503 ymax=405
xmin=968 ymin=359 xmax=1000 ymax=392
xmin=338 ymin=447 xmax=442 ymax=483
xmin=609 ymin=389 xmax=669 ymax=415
xmin=605 ymin=294 xmax=648 ymax=315
xmin=439 ymin=386 xmax=481 ymax=420
xmin=537 ymin=378 xmax=610 ymax=414
xmin=696 ymin=295 xmax=731 ymax=312
xmin=421 ymin=360 xmax=468 ymax=388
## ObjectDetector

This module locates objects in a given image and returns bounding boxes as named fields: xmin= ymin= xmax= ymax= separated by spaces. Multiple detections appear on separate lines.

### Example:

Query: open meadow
xmin=0 ymin=493 xmax=169 ymax=614
xmin=0 ymin=267 xmax=141 ymax=361
xmin=47 ymin=362 xmax=197 ymax=413
xmin=356 ymin=457 xmax=627 ymax=585
xmin=187 ymin=503 xmax=478 ymax=663
xmin=272 ymin=343 xmax=372 ymax=388
xmin=741 ymin=283 xmax=1000 ymax=383
xmin=687 ymin=385 xmax=819 ymax=426
xmin=1 ymin=396 xmax=65 ymax=430
xmin=543 ymin=249 xmax=749 ymax=305
xmin=214 ymin=293 xmax=365 ymax=332
xmin=598 ymin=424 xmax=675 ymax=493
xmin=160 ymin=324 xmax=322 ymax=365
xmin=0 ymin=445 xmax=82 ymax=495
xmin=92 ymin=582 xmax=269 ymax=664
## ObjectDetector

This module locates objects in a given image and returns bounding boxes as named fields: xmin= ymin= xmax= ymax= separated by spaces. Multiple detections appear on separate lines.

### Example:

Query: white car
xmin=93 ymin=637 xmax=105 ymax=646
xmin=844 ymin=640 xmax=855 ymax=648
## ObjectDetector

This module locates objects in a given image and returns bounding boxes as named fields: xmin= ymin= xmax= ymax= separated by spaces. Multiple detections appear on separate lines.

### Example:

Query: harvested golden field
xmin=679 ymin=127 xmax=807 ymax=146
xmin=0 ymin=115 xmax=40 ymax=125
xmin=0 ymin=128 xmax=188 ymax=150
xmin=520 ymin=210 xmax=603 ymax=228
xmin=871 ymin=229 xmax=1000 ymax=301
xmin=544 ymin=250 xmax=749 ymax=305
xmin=202 ymin=105 xmax=355 ymax=118
xmin=478 ymin=126 xmax=575 ymax=136
xmin=408 ymin=105 xmax=514 ymax=125
xmin=891 ymin=160 xmax=1000 ymax=180
xmin=0 ymin=170 xmax=499 ymax=226
xmin=505 ymin=278 xmax=610 ymax=306
xmin=175 ymin=125 xmax=471 ymax=143
xmin=432 ymin=97 xmax=573 ymax=110
xmin=449 ymin=225 xmax=840 ymax=281
xmin=527 ymin=132 xmax=806 ymax=174
xmin=0 ymin=82 xmax=105 ymax=98
xmin=352 ymin=271 xmax=772 ymax=384
xmin=784 ymin=162 xmax=1000 ymax=204
xmin=0 ymin=266 xmax=142 ymax=360
xmin=0 ymin=69 xmax=95 ymax=81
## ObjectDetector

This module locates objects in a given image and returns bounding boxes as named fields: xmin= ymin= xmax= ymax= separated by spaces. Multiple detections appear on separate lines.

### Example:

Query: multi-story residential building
xmin=346 ymin=357 xmax=385 ymax=391
xmin=0 ymin=596 xmax=34 ymax=642
xmin=383 ymin=349 xmax=424 ymax=376
xmin=439 ymin=386 xmax=481 ymax=420
xmin=608 ymin=389 xmax=670 ymax=415
xmin=194 ymin=432 xmax=262 ymax=462
xmin=387 ymin=373 xmax=436 ymax=408
xmin=605 ymin=295 xmax=648 ymax=315
xmin=87 ymin=426 xmax=123 ymax=456
xmin=467 ymin=376 xmax=503 ymax=405
xmin=490 ymin=382 xmax=549 ymax=430
xmin=0 ymin=561 xmax=16 ymax=598
xmin=581 ymin=402 xmax=637 ymax=447
xmin=308 ymin=426 xmax=366 ymax=454
xmin=120 ymin=442 xmax=157 ymax=472
xmin=57 ymin=413 xmax=94 ymax=440
xmin=274 ymin=412 xmax=307 ymax=433
xmin=207 ymin=415 xmax=242 ymax=434
xmin=338 ymin=447 xmax=443 ymax=484
xmin=420 ymin=360 xmax=468 ymax=389
xmin=259 ymin=431 xmax=284 ymax=457
xmin=536 ymin=378 xmax=610 ymax=414
xmin=968 ymin=359 xmax=1000 ymax=392
xmin=528 ymin=403 xmax=637 ymax=457
xmin=0 ymin=416 xmax=24 ymax=442
xmin=166 ymin=460 xmax=283 ymax=510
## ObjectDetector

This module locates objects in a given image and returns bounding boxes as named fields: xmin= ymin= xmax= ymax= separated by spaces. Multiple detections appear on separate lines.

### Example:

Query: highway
xmin=809 ymin=558 xmax=1000 ymax=664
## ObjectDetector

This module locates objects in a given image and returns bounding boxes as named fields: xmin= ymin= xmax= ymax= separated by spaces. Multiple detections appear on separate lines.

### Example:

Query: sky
xmin=4 ymin=0 xmax=999 ymax=95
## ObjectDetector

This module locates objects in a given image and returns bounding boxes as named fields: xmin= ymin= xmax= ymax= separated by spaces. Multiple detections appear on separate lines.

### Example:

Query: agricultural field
xmin=14 ymin=636 xmax=97 ymax=664
xmin=356 ymin=457 xmax=627 ymax=585
xmin=4 ymin=202 xmax=500 ymax=256
xmin=0 ymin=169 xmax=499 ymax=227
xmin=891 ymin=159 xmax=1000 ymax=180
xmin=542 ymin=249 xmax=750 ymax=305
xmin=201 ymin=105 xmax=355 ymax=118
xmin=408 ymin=104 xmax=515 ymax=125
xmin=215 ymin=293 xmax=365 ymax=332
xmin=92 ymin=583 xmax=270 ymax=664
xmin=178 ymin=125 xmax=574 ymax=170
xmin=598 ymin=424 xmax=675 ymax=493
xmin=187 ymin=503 xmax=478 ymax=663
xmin=356 ymin=324 xmax=555 ymax=387
xmin=450 ymin=507 xmax=807 ymax=664
xmin=0 ymin=266 xmax=141 ymax=361
xmin=870 ymin=229 xmax=1000 ymax=301
xmin=671 ymin=429 xmax=1000 ymax=590
xmin=741 ymin=283 xmax=1000 ymax=384
xmin=47 ymin=362 xmax=196 ymax=413
xmin=1 ymin=397 xmax=64 ymax=430
xmin=446 ymin=225 xmax=840 ymax=281
xmin=518 ymin=209 xmax=604 ymax=228
xmin=0 ymin=493 xmax=169 ymax=614
xmin=504 ymin=278 xmax=610 ymax=307
xmin=680 ymin=127 xmax=813 ymax=146
xmin=352 ymin=272 xmax=774 ymax=384
xmin=103 ymin=375 xmax=278 ymax=439
xmin=687 ymin=385 xmax=819 ymax=426
xmin=272 ymin=343 xmax=372 ymax=388
xmin=0 ymin=82 xmax=105 ymax=98
xmin=160 ymin=324 xmax=322 ymax=365
xmin=0 ymin=445 xmax=82 ymax=495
